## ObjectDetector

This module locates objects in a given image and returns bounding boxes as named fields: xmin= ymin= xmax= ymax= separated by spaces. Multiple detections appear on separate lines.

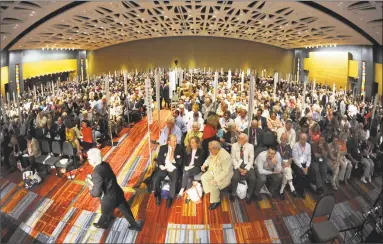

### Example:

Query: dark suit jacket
xmin=157 ymin=144 xmax=184 ymax=169
xmin=253 ymin=116 xmax=267 ymax=131
xmin=163 ymin=85 xmax=170 ymax=101
xmin=243 ymin=127 xmax=264 ymax=147
xmin=52 ymin=123 xmax=66 ymax=141
xmin=90 ymin=162 xmax=125 ymax=205
xmin=183 ymin=148 xmax=204 ymax=168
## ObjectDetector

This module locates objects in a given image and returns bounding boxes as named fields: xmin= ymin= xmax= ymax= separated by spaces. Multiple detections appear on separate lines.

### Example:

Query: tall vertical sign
xmin=80 ymin=59 xmax=84 ymax=81
xmin=361 ymin=61 xmax=366 ymax=102
xmin=15 ymin=64 xmax=20 ymax=96
xmin=213 ymin=71 xmax=218 ymax=102
xmin=273 ymin=72 xmax=278 ymax=99
xmin=155 ymin=69 xmax=161 ymax=137
xmin=145 ymin=77 xmax=153 ymax=125
xmin=241 ymin=71 xmax=245 ymax=94
xmin=296 ymin=58 xmax=300 ymax=84
xmin=123 ymin=71 xmax=128 ymax=96
xmin=227 ymin=70 xmax=232 ymax=89
xmin=247 ymin=75 xmax=255 ymax=137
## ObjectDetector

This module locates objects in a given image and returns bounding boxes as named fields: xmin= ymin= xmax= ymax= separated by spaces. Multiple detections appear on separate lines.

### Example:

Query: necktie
xmin=252 ymin=129 xmax=257 ymax=145
xmin=240 ymin=146 xmax=244 ymax=161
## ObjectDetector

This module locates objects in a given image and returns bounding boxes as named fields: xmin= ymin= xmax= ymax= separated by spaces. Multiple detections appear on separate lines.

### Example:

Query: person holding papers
xmin=153 ymin=135 xmax=184 ymax=208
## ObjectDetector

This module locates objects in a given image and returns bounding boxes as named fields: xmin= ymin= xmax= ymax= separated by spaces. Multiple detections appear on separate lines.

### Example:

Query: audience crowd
xmin=1 ymin=70 xmax=382 ymax=211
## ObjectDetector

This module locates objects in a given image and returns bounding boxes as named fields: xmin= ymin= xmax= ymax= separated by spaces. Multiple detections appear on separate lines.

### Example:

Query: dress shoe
xmin=128 ymin=223 xmax=141 ymax=232
xmin=166 ymin=198 xmax=173 ymax=208
xmin=280 ymin=193 xmax=285 ymax=200
xmin=246 ymin=197 xmax=252 ymax=205
xmin=93 ymin=222 xmax=109 ymax=229
xmin=185 ymin=198 xmax=191 ymax=204
xmin=146 ymin=183 xmax=152 ymax=193
xmin=291 ymin=191 xmax=298 ymax=197
xmin=208 ymin=202 xmax=221 ymax=210
xmin=156 ymin=196 xmax=161 ymax=206
xmin=229 ymin=195 xmax=235 ymax=202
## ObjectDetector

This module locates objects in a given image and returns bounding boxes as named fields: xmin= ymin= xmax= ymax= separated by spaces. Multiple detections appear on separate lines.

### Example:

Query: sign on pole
xmin=302 ymin=79 xmax=307 ymax=110
xmin=145 ymin=77 xmax=153 ymax=125
xmin=227 ymin=70 xmax=232 ymax=89
xmin=123 ymin=71 xmax=128 ymax=96
xmin=169 ymin=70 xmax=176 ymax=99
xmin=241 ymin=71 xmax=245 ymax=94
xmin=247 ymin=75 xmax=255 ymax=138
xmin=155 ymin=69 xmax=161 ymax=137
xmin=273 ymin=72 xmax=278 ymax=99
xmin=213 ymin=71 xmax=218 ymax=102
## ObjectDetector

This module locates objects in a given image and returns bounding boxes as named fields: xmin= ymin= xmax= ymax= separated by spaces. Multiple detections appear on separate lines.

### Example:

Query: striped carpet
xmin=1 ymin=110 xmax=382 ymax=243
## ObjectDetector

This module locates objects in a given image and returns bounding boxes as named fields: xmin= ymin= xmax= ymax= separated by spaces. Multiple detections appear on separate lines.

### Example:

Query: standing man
xmin=201 ymin=141 xmax=233 ymax=210
xmin=230 ymin=133 xmax=256 ymax=204
xmin=87 ymin=148 xmax=141 ymax=231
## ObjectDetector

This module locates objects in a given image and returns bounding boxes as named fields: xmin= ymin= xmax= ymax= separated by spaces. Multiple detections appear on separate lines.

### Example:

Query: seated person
xmin=234 ymin=108 xmax=249 ymax=132
xmin=292 ymin=133 xmax=311 ymax=199
xmin=230 ymin=133 xmax=256 ymax=204
xmin=254 ymin=146 xmax=283 ymax=200
xmin=52 ymin=116 xmax=66 ymax=143
xmin=153 ymin=135 xmax=184 ymax=208
xmin=177 ymin=136 xmax=204 ymax=202
xmin=24 ymin=134 xmax=41 ymax=172
xmin=243 ymin=120 xmax=264 ymax=151
xmin=278 ymin=133 xmax=297 ymax=199
xmin=201 ymin=141 xmax=233 ymax=210
xmin=159 ymin=117 xmax=182 ymax=145
xmin=221 ymin=122 xmax=240 ymax=153
xmin=92 ymin=113 xmax=107 ymax=146
xmin=184 ymin=122 xmax=203 ymax=148
xmin=267 ymin=112 xmax=283 ymax=133
xmin=310 ymin=136 xmax=329 ymax=195
xmin=219 ymin=111 xmax=234 ymax=132
xmin=66 ymin=125 xmax=84 ymax=162
xmin=81 ymin=120 xmax=93 ymax=151
xmin=337 ymin=132 xmax=353 ymax=185
xmin=347 ymin=128 xmax=372 ymax=183
xmin=360 ymin=138 xmax=375 ymax=183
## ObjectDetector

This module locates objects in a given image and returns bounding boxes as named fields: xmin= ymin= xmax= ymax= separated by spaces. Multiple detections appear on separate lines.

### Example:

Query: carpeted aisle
xmin=1 ymin=110 xmax=381 ymax=243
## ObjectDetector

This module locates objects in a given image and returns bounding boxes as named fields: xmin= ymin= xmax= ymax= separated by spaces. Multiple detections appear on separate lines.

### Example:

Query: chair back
xmin=41 ymin=140 xmax=51 ymax=154
xmin=52 ymin=141 xmax=62 ymax=155
xmin=63 ymin=142 xmax=74 ymax=156
xmin=311 ymin=194 xmax=336 ymax=222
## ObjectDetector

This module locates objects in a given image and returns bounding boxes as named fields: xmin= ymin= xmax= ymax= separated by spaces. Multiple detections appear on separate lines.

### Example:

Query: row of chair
xmin=34 ymin=140 xmax=78 ymax=178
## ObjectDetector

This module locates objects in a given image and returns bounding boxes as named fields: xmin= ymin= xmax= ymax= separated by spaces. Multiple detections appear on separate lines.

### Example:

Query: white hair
xmin=87 ymin=148 xmax=102 ymax=167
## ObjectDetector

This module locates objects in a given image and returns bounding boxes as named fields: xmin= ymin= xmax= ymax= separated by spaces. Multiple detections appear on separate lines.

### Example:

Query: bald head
xmin=299 ymin=133 xmax=308 ymax=145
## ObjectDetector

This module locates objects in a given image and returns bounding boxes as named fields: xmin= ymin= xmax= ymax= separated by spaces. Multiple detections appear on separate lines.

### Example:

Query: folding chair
xmin=54 ymin=142 xmax=77 ymax=179
xmin=300 ymin=194 xmax=339 ymax=243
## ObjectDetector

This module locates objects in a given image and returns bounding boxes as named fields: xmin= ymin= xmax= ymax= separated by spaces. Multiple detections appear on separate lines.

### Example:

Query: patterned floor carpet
xmin=1 ymin=110 xmax=382 ymax=243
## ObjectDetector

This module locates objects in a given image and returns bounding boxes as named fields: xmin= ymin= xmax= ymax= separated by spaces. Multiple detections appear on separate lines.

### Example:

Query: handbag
xmin=161 ymin=182 xmax=170 ymax=199
xmin=236 ymin=181 xmax=248 ymax=199
xmin=186 ymin=182 xmax=203 ymax=203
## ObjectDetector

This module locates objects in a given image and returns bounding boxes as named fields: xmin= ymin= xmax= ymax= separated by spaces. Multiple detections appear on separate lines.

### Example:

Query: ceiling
xmin=1 ymin=1 xmax=381 ymax=51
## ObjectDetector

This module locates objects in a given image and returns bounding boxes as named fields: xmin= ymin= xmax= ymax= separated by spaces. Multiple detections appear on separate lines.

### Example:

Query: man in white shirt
xmin=234 ymin=108 xmax=249 ymax=132
xmin=291 ymin=133 xmax=311 ymax=199
xmin=253 ymin=147 xmax=283 ymax=200
xmin=277 ymin=120 xmax=296 ymax=146
xmin=230 ymin=133 xmax=256 ymax=204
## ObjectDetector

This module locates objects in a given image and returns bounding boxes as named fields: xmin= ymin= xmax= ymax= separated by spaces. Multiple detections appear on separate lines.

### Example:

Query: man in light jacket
xmin=201 ymin=141 xmax=233 ymax=210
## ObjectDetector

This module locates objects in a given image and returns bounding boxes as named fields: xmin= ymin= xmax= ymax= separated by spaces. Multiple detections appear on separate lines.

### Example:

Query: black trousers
xmin=153 ymin=169 xmax=178 ymax=199
xmin=180 ymin=167 xmax=201 ymax=190
xmin=231 ymin=168 xmax=256 ymax=198
xmin=291 ymin=163 xmax=308 ymax=195
xmin=98 ymin=197 xmax=136 ymax=225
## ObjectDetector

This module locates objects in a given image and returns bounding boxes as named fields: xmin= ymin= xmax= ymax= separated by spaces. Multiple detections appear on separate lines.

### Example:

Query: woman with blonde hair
xmin=178 ymin=136 xmax=204 ymax=201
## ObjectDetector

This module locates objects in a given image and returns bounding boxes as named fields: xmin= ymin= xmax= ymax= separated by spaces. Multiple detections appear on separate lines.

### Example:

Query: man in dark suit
xmin=153 ymin=134 xmax=184 ymax=208
xmin=244 ymin=120 xmax=264 ymax=158
xmin=159 ymin=81 xmax=164 ymax=110
xmin=253 ymin=109 xmax=267 ymax=131
xmin=52 ymin=116 xmax=66 ymax=144
xmin=87 ymin=148 xmax=141 ymax=231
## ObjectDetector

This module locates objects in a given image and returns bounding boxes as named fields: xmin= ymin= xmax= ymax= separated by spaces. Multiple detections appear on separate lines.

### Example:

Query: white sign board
xmin=145 ymin=78 xmax=153 ymax=124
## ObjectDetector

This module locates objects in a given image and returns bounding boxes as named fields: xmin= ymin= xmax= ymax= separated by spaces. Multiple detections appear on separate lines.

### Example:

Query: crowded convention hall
xmin=0 ymin=1 xmax=382 ymax=243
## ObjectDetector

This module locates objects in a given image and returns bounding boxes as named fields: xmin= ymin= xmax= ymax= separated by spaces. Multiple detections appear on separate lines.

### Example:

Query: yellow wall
xmin=375 ymin=63 xmax=382 ymax=96
xmin=23 ymin=59 xmax=77 ymax=79
xmin=348 ymin=60 xmax=359 ymax=78
xmin=88 ymin=36 xmax=293 ymax=76
xmin=304 ymin=51 xmax=349 ymax=89
xmin=1 ymin=66 xmax=9 ymax=96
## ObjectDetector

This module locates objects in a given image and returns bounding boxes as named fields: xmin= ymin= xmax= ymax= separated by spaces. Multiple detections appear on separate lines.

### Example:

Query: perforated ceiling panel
xmin=0 ymin=1 xmax=69 ymax=50
xmin=4 ymin=1 xmax=375 ymax=51
xmin=318 ymin=1 xmax=382 ymax=45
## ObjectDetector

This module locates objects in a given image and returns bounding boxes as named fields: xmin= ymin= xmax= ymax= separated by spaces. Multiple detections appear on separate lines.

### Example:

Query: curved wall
xmin=87 ymin=36 xmax=293 ymax=76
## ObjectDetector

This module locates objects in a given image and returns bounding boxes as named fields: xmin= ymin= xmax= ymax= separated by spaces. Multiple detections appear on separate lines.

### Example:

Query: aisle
xmin=0 ymin=109 xmax=381 ymax=243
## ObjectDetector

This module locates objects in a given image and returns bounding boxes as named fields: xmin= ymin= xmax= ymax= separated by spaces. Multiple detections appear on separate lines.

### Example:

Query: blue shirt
xmin=159 ymin=126 xmax=182 ymax=145
xmin=175 ymin=116 xmax=187 ymax=133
